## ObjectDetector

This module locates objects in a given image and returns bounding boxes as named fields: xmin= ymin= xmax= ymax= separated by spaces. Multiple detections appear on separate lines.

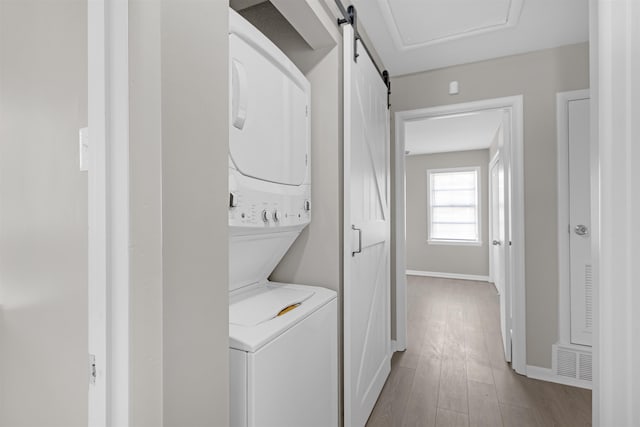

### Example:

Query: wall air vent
xmin=552 ymin=344 xmax=592 ymax=388
xmin=578 ymin=352 xmax=593 ymax=382
xmin=556 ymin=348 xmax=577 ymax=378
xmin=584 ymin=264 xmax=593 ymax=329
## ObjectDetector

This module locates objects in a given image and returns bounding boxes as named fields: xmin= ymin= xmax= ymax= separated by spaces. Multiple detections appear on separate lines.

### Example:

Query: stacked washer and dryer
xmin=227 ymin=9 xmax=338 ymax=427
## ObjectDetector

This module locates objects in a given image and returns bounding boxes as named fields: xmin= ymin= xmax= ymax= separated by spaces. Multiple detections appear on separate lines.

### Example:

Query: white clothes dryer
xmin=228 ymin=9 xmax=338 ymax=427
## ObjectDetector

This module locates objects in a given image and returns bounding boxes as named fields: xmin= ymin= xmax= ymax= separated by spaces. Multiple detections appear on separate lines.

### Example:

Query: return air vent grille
xmin=553 ymin=344 xmax=592 ymax=385
xmin=584 ymin=264 xmax=593 ymax=329
xmin=579 ymin=353 xmax=593 ymax=382
xmin=557 ymin=349 xmax=577 ymax=378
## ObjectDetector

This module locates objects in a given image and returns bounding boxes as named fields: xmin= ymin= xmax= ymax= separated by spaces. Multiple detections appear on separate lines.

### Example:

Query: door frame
xmin=394 ymin=95 xmax=526 ymax=374
xmin=88 ymin=0 xmax=130 ymax=425
xmin=556 ymin=89 xmax=590 ymax=345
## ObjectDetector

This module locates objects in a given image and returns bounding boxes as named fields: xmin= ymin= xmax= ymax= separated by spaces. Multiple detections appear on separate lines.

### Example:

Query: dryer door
xmin=229 ymin=33 xmax=309 ymax=186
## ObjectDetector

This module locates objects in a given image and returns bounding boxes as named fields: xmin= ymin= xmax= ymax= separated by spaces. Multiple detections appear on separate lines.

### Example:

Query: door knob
xmin=492 ymin=240 xmax=501 ymax=246
xmin=574 ymin=224 xmax=589 ymax=236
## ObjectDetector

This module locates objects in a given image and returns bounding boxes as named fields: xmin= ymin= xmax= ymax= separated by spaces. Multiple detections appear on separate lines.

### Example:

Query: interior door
xmin=568 ymin=97 xmax=592 ymax=346
xmin=490 ymin=154 xmax=510 ymax=362
xmin=343 ymin=25 xmax=391 ymax=427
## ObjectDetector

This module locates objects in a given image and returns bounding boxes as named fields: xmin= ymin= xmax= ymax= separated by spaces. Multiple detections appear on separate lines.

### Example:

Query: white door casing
xmin=595 ymin=0 xmax=640 ymax=423
xmin=557 ymin=90 xmax=592 ymax=347
xmin=490 ymin=152 xmax=510 ymax=361
xmin=394 ymin=96 xmax=526 ymax=375
xmin=343 ymin=24 xmax=392 ymax=427
xmin=88 ymin=0 xmax=130 ymax=425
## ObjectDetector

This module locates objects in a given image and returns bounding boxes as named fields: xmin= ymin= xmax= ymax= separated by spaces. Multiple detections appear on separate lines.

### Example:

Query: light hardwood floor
xmin=366 ymin=275 xmax=592 ymax=427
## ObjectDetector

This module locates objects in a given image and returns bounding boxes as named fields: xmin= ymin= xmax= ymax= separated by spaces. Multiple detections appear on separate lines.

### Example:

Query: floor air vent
xmin=552 ymin=344 xmax=592 ymax=386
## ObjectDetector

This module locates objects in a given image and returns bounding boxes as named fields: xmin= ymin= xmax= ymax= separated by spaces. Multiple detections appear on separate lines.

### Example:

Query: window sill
xmin=427 ymin=239 xmax=483 ymax=247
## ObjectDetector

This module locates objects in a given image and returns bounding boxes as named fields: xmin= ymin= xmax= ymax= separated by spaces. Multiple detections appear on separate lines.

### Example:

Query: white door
xmin=490 ymin=154 xmax=510 ymax=361
xmin=568 ymin=97 xmax=592 ymax=346
xmin=343 ymin=25 xmax=391 ymax=427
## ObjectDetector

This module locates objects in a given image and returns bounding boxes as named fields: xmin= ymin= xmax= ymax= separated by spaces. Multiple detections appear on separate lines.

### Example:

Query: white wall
xmin=0 ymin=0 xmax=88 ymax=425
xmin=391 ymin=43 xmax=589 ymax=369
xmin=160 ymin=1 xmax=230 ymax=425
xmin=129 ymin=0 xmax=163 ymax=424
xmin=405 ymin=149 xmax=490 ymax=276
xmin=128 ymin=2 xmax=231 ymax=426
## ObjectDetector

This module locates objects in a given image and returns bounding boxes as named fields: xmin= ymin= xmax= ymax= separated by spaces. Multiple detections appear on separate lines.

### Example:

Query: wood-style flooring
xmin=367 ymin=275 xmax=592 ymax=427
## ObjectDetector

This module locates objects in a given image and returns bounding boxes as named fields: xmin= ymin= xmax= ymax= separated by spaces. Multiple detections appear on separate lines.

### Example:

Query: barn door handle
xmin=352 ymin=225 xmax=362 ymax=257
xmin=574 ymin=224 xmax=589 ymax=236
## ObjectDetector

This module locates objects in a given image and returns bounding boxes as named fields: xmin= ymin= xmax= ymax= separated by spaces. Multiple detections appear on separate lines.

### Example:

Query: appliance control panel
xmin=228 ymin=189 xmax=310 ymax=228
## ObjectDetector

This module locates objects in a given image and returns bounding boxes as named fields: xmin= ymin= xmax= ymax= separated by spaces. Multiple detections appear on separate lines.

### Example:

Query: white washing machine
xmin=228 ymin=9 xmax=338 ymax=427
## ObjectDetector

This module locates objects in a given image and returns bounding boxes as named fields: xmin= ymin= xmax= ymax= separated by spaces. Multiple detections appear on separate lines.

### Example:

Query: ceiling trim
xmin=376 ymin=0 xmax=525 ymax=51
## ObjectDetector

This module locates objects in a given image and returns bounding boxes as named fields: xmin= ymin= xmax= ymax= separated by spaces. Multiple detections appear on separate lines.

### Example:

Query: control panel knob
xmin=261 ymin=209 xmax=269 ymax=223
xmin=273 ymin=210 xmax=281 ymax=222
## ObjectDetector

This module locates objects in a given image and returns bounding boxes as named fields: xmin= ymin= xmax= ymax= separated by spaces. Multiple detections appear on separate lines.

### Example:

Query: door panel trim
xmin=556 ymin=89 xmax=591 ymax=346
xmin=88 ymin=0 xmax=130 ymax=425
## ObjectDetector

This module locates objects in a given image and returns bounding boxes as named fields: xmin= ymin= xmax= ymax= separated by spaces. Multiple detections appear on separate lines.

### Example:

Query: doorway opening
xmin=394 ymin=96 xmax=526 ymax=374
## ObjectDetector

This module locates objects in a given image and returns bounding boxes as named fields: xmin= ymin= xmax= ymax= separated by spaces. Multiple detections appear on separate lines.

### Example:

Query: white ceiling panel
xmin=405 ymin=110 xmax=503 ymax=156
xmin=381 ymin=0 xmax=520 ymax=48
xmin=350 ymin=0 xmax=589 ymax=75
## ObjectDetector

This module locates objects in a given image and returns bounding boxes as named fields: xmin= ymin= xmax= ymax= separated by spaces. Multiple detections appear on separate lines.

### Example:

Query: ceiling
xmin=404 ymin=110 xmax=503 ymax=156
xmin=229 ymin=0 xmax=267 ymax=11
xmin=350 ymin=0 xmax=589 ymax=76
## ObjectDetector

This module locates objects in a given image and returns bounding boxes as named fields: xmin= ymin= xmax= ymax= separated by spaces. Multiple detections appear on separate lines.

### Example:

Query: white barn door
xmin=343 ymin=25 xmax=391 ymax=427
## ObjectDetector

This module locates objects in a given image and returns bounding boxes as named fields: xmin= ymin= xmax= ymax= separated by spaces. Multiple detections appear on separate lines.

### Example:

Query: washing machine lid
xmin=229 ymin=11 xmax=310 ymax=186
xmin=229 ymin=283 xmax=337 ymax=353
xmin=229 ymin=285 xmax=314 ymax=327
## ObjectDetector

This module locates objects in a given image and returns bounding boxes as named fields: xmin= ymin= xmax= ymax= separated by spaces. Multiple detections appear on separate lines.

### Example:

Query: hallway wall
xmin=391 ymin=43 xmax=590 ymax=369
xmin=129 ymin=0 xmax=163 ymax=424
xmin=160 ymin=1 xmax=230 ymax=425
xmin=129 ymin=1 xmax=231 ymax=425
xmin=0 ymin=0 xmax=88 ymax=425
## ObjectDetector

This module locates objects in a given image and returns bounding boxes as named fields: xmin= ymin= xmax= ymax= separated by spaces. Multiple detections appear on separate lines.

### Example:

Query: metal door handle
xmin=492 ymin=240 xmax=501 ymax=246
xmin=574 ymin=224 xmax=589 ymax=236
xmin=352 ymin=225 xmax=362 ymax=257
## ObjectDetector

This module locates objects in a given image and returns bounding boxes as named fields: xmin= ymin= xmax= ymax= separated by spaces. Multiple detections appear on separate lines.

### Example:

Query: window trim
xmin=426 ymin=166 xmax=482 ymax=246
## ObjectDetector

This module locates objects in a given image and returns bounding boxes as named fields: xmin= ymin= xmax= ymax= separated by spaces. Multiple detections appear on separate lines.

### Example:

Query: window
xmin=427 ymin=167 xmax=480 ymax=244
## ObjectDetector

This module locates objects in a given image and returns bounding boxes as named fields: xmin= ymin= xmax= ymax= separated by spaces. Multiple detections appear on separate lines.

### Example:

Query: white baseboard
xmin=406 ymin=270 xmax=491 ymax=282
xmin=391 ymin=340 xmax=406 ymax=353
xmin=526 ymin=365 xmax=592 ymax=390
